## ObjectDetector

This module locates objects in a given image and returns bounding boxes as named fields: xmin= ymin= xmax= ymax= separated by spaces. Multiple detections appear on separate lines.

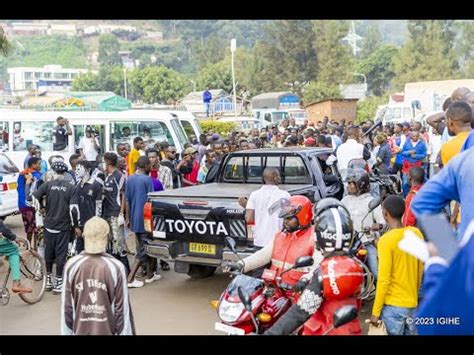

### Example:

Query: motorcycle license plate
xmin=214 ymin=322 xmax=245 ymax=335
xmin=189 ymin=242 xmax=216 ymax=255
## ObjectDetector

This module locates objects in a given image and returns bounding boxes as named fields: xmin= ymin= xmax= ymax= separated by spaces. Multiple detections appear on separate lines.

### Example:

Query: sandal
xmin=12 ymin=286 xmax=33 ymax=294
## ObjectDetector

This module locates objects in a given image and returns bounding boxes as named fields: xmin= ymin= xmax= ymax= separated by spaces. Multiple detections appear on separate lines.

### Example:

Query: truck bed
xmin=148 ymin=183 xmax=312 ymax=199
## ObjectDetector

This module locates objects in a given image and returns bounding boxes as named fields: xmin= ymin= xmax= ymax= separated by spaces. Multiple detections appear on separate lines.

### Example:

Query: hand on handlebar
xmin=293 ymin=279 xmax=310 ymax=293
xmin=222 ymin=261 xmax=243 ymax=274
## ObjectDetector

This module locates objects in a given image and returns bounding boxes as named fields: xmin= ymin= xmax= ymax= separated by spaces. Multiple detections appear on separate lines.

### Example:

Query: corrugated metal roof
xmin=251 ymin=92 xmax=293 ymax=100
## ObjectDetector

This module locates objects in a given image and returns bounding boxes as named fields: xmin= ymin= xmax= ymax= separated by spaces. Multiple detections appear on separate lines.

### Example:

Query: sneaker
xmin=145 ymin=273 xmax=162 ymax=284
xmin=46 ymin=273 xmax=54 ymax=292
xmin=53 ymin=277 xmax=63 ymax=295
xmin=127 ymin=279 xmax=144 ymax=288
xmin=160 ymin=261 xmax=170 ymax=271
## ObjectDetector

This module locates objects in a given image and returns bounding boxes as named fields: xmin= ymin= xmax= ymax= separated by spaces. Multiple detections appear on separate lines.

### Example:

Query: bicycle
xmin=1 ymin=237 xmax=46 ymax=306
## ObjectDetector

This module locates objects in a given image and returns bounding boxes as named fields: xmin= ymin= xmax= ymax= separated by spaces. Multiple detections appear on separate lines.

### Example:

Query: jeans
xmin=381 ymin=305 xmax=417 ymax=335
xmin=365 ymin=243 xmax=378 ymax=281
xmin=402 ymin=173 xmax=410 ymax=198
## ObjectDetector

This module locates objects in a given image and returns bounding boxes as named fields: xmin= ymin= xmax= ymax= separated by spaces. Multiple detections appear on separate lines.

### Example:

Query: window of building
xmin=24 ymin=72 xmax=32 ymax=80
xmin=44 ymin=72 xmax=51 ymax=79
xmin=13 ymin=121 xmax=55 ymax=151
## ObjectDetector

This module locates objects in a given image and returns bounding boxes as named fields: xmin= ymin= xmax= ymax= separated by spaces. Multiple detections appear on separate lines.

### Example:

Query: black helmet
xmin=345 ymin=168 xmax=370 ymax=195
xmin=315 ymin=198 xmax=345 ymax=218
xmin=315 ymin=205 xmax=354 ymax=253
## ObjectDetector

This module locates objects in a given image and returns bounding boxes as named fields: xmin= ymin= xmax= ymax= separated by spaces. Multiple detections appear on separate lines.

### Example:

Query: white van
xmin=168 ymin=110 xmax=203 ymax=141
xmin=0 ymin=110 xmax=189 ymax=167
xmin=0 ymin=153 xmax=20 ymax=218
xmin=252 ymin=109 xmax=290 ymax=127
xmin=382 ymin=103 xmax=414 ymax=126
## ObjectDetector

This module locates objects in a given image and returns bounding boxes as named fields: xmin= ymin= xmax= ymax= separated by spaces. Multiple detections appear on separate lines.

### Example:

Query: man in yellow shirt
xmin=370 ymin=195 xmax=424 ymax=335
xmin=128 ymin=137 xmax=145 ymax=176
xmin=440 ymin=101 xmax=472 ymax=166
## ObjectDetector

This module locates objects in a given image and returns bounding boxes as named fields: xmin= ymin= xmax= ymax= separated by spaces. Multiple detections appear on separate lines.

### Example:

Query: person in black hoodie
xmin=33 ymin=161 xmax=80 ymax=295
xmin=73 ymin=160 xmax=103 ymax=255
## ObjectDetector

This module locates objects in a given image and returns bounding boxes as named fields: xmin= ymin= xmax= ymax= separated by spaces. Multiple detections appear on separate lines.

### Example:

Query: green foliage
xmin=128 ymin=65 xmax=187 ymax=104
xmin=302 ymin=81 xmax=341 ymax=104
xmin=313 ymin=20 xmax=354 ymax=85
xmin=356 ymin=45 xmax=398 ymax=96
xmin=258 ymin=20 xmax=317 ymax=95
xmin=98 ymin=34 xmax=121 ymax=66
xmin=195 ymin=62 xmax=233 ymax=93
xmin=0 ymin=26 xmax=11 ymax=56
xmin=356 ymin=95 xmax=388 ymax=123
xmin=360 ymin=25 xmax=382 ymax=58
xmin=199 ymin=120 xmax=236 ymax=136
xmin=71 ymin=71 xmax=98 ymax=91
xmin=0 ymin=35 xmax=87 ymax=83
xmin=391 ymin=21 xmax=458 ymax=89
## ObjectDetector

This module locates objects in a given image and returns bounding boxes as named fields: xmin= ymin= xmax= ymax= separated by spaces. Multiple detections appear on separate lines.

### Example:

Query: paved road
xmin=0 ymin=215 xmax=371 ymax=335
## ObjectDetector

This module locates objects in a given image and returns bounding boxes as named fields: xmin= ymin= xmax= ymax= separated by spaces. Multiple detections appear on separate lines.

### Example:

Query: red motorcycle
xmin=213 ymin=237 xmax=313 ymax=335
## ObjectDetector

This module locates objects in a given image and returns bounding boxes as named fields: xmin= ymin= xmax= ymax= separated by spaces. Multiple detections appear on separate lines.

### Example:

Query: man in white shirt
xmin=327 ymin=126 xmax=370 ymax=172
xmin=78 ymin=127 xmax=101 ymax=166
xmin=428 ymin=127 xmax=442 ymax=178
xmin=238 ymin=167 xmax=290 ymax=277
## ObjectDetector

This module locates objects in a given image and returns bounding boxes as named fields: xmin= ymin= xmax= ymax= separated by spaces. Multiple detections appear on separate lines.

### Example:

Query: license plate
xmin=214 ymin=322 xmax=245 ymax=335
xmin=189 ymin=242 xmax=216 ymax=255
xmin=8 ymin=182 xmax=16 ymax=189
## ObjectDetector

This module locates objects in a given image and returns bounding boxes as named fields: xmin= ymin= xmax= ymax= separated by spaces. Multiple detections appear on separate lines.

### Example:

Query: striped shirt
xmin=61 ymin=252 xmax=136 ymax=335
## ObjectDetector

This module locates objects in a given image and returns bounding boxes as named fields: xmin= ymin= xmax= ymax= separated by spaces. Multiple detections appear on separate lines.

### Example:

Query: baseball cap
xmin=84 ymin=217 xmax=110 ymax=254
xmin=211 ymin=133 xmax=220 ymax=140
xmin=184 ymin=147 xmax=198 ymax=156
xmin=51 ymin=161 xmax=68 ymax=173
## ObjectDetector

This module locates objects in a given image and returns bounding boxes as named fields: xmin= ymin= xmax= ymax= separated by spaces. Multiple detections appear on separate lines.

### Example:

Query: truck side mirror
xmin=333 ymin=305 xmax=358 ymax=328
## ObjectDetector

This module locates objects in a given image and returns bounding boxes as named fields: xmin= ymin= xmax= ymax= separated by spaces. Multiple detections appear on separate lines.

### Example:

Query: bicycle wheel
xmin=18 ymin=250 xmax=46 ymax=305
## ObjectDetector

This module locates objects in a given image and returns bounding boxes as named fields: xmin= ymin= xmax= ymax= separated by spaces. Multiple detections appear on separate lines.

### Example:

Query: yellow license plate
xmin=189 ymin=242 xmax=216 ymax=255
xmin=8 ymin=182 xmax=17 ymax=189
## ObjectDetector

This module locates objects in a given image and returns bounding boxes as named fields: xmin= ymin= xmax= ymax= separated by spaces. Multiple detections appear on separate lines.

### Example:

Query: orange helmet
xmin=269 ymin=195 xmax=313 ymax=232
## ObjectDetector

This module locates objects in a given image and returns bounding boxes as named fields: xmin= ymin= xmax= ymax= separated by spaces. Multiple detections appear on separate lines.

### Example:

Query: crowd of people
xmin=1 ymin=85 xmax=473 ymax=335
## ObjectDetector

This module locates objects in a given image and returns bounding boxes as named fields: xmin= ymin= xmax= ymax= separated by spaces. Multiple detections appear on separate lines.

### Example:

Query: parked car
xmin=0 ymin=153 xmax=20 ymax=218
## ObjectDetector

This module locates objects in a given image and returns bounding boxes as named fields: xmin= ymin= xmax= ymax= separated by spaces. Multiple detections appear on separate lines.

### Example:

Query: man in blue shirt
xmin=400 ymin=130 xmax=427 ymax=197
xmin=460 ymin=92 xmax=474 ymax=152
xmin=411 ymin=148 xmax=474 ymax=241
xmin=203 ymin=89 xmax=212 ymax=117
xmin=125 ymin=156 xmax=154 ymax=288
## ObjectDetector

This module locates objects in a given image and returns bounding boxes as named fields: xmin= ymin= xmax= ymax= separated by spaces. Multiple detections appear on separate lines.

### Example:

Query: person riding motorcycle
xmin=264 ymin=198 xmax=365 ymax=335
xmin=341 ymin=168 xmax=385 ymax=280
xmin=223 ymin=195 xmax=320 ymax=287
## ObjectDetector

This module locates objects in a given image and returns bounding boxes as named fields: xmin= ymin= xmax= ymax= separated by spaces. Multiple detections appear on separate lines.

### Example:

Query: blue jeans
xmin=381 ymin=305 xmax=417 ymax=335
xmin=402 ymin=173 xmax=410 ymax=198
xmin=365 ymin=243 xmax=378 ymax=281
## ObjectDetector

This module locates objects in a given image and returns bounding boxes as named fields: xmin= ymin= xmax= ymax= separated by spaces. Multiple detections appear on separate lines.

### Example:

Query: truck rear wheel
xmin=186 ymin=264 xmax=216 ymax=279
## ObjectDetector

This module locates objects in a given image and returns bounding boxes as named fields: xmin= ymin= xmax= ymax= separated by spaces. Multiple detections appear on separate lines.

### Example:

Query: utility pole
xmin=123 ymin=68 xmax=128 ymax=99
xmin=231 ymin=39 xmax=237 ymax=119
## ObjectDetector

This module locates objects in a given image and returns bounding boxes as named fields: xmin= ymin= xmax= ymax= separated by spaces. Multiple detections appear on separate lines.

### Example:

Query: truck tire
xmin=186 ymin=264 xmax=216 ymax=279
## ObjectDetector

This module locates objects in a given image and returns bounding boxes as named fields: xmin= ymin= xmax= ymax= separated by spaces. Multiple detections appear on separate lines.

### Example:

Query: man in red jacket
xmin=402 ymin=167 xmax=425 ymax=227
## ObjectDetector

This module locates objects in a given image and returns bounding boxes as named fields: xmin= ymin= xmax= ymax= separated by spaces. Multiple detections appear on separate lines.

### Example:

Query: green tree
xmin=313 ymin=20 xmax=354 ymax=85
xmin=259 ymin=20 xmax=317 ymax=95
xmin=356 ymin=44 xmax=398 ymax=96
xmin=356 ymin=95 xmax=388 ymax=123
xmin=454 ymin=21 xmax=474 ymax=77
xmin=98 ymin=34 xmax=121 ymax=66
xmin=71 ymin=71 xmax=99 ymax=91
xmin=0 ymin=26 xmax=11 ymax=56
xmin=360 ymin=24 xmax=382 ymax=58
xmin=302 ymin=81 xmax=341 ymax=104
xmin=195 ymin=62 xmax=233 ymax=93
xmin=129 ymin=66 xmax=187 ymax=104
xmin=391 ymin=21 xmax=457 ymax=88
